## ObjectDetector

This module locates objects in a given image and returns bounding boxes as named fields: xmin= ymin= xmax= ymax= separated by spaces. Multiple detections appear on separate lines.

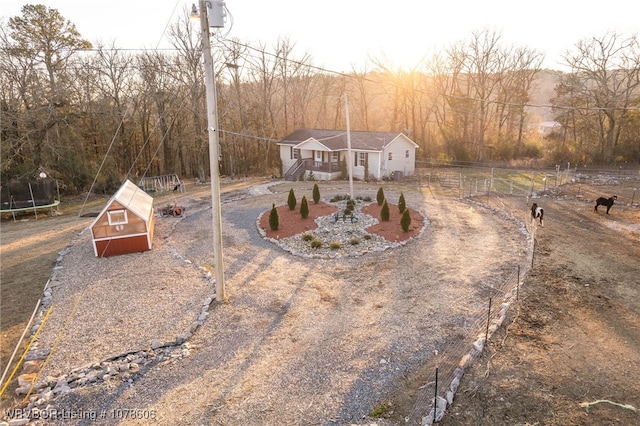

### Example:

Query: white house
xmin=536 ymin=121 xmax=562 ymax=136
xmin=277 ymin=129 xmax=419 ymax=181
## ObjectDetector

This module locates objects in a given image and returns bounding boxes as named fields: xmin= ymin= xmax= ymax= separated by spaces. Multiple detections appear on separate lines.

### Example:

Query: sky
xmin=1 ymin=0 xmax=639 ymax=72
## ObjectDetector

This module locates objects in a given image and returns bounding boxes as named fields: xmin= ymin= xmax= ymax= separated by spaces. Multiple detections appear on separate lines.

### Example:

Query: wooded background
xmin=2 ymin=5 xmax=639 ymax=194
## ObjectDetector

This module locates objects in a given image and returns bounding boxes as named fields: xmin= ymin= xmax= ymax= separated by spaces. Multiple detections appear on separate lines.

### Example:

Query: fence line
xmin=414 ymin=168 xmax=576 ymax=199
xmin=406 ymin=180 xmax=540 ymax=424
xmin=409 ymin=165 xmax=640 ymax=212
xmin=406 ymin=259 xmax=532 ymax=424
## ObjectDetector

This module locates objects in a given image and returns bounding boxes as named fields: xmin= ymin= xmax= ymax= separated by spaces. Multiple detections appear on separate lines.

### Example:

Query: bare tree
xmin=1 ymin=4 xmax=91 ymax=178
xmin=218 ymin=38 xmax=248 ymax=177
xmin=495 ymin=46 xmax=544 ymax=156
xmin=558 ymin=32 xmax=640 ymax=164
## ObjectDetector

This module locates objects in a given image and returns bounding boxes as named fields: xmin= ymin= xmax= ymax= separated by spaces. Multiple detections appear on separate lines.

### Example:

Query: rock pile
xmin=11 ymin=249 xmax=216 ymax=414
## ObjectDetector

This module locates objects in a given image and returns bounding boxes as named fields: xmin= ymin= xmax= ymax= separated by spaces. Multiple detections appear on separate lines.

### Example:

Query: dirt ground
xmin=1 ymin=197 xmax=101 ymax=381
xmin=437 ymin=181 xmax=640 ymax=426
xmin=2 ymin=176 xmax=639 ymax=425
xmin=0 ymin=179 xmax=261 ymax=403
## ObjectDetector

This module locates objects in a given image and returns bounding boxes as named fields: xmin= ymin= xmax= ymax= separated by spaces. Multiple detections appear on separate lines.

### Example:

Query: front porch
xmin=285 ymin=158 xmax=342 ymax=181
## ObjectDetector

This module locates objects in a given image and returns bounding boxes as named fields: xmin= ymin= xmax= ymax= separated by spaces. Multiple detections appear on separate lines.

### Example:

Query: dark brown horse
xmin=595 ymin=196 xmax=617 ymax=214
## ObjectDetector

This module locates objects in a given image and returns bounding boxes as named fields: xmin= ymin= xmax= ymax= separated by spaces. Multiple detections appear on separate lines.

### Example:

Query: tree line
xmin=1 ymin=5 xmax=639 ymax=194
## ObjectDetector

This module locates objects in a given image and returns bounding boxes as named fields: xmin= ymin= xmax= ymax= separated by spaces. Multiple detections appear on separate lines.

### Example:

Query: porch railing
xmin=309 ymin=160 xmax=340 ymax=173
xmin=284 ymin=159 xmax=310 ymax=180
xmin=285 ymin=158 xmax=341 ymax=180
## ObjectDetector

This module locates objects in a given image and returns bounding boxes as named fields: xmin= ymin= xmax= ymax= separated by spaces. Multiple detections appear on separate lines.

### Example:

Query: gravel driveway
xmin=11 ymin=181 xmax=530 ymax=426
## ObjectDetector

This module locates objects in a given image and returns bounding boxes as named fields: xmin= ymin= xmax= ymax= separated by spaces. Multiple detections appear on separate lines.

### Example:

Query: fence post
xmin=529 ymin=173 xmax=535 ymax=195
xmin=433 ymin=367 xmax=439 ymax=423
xmin=490 ymin=168 xmax=494 ymax=192
xmin=517 ymin=265 xmax=520 ymax=301
xmin=485 ymin=297 xmax=492 ymax=342
xmin=631 ymin=189 xmax=636 ymax=207
xmin=531 ymin=239 xmax=536 ymax=268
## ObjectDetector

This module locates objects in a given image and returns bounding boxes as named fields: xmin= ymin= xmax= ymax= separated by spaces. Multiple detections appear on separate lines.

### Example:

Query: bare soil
xmin=0 ymin=179 xmax=262 ymax=404
xmin=2 ymin=177 xmax=639 ymax=426
xmin=438 ymin=182 xmax=640 ymax=426
xmin=1 ymin=198 xmax=104 ymax=383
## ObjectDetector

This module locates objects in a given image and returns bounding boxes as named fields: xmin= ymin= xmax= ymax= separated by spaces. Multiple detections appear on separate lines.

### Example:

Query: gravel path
xmin=10 ymin=182 xmax=530 ymax=426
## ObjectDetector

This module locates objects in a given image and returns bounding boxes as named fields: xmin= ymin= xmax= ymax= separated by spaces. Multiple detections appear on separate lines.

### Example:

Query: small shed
xmin=90 ymin=179 xmax=156 ymax=257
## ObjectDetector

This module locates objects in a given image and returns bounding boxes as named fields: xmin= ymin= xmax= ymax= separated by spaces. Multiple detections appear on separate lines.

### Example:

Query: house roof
xmin=91 ymin=179 xmax=154 ymax=227
xmin=277 ymin=129 xmax=416 ymax=151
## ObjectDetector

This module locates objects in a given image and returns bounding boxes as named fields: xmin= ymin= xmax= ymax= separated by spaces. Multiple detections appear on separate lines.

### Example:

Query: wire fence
xmin=406 ymin=242 xmax=535 ymax=425
xmin=413 ymin=167 xmax=576 ymax=198
xmin=403 ymin=162 xmax=639 ymax=424
xmin=404 ymin=175 xmax=541 ymax=424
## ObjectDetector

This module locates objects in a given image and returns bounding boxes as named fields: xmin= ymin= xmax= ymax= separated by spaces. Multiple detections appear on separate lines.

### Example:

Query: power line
xmin=8 ymin=28 xmax=638 ymax=115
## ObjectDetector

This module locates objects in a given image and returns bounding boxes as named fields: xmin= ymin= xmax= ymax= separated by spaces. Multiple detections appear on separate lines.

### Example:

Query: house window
xmin=291 ymin=148 xmax=300 ymax=160
xmin=108 ymin=209 xmax=128 ymax=225
xmin=405 ymin=149 xmax=410 ymax=158
xmin=331 ymin=152 xmax=339 ymax=162
xmin=358 ymin=152 xmax=366 ymax=167
xmin=388 ymin=152 xmax=393 ymax=161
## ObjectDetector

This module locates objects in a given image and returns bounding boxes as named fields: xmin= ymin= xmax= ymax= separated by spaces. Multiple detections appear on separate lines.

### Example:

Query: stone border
xmin=7 ymin=213 xmax=217 ymax=418
xmin=420 ymin=198 xmax=534 ymax=425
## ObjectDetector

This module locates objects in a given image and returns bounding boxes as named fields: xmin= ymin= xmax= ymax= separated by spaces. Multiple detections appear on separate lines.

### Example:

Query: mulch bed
xmin=259 ymin=201 xmax=424 ymax=242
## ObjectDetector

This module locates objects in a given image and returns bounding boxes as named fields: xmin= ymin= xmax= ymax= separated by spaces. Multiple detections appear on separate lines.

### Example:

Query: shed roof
xmin=93 ymin=179 xmax=154 ymax=224
xmin=277 ymin=129 xmax=415 ymax=151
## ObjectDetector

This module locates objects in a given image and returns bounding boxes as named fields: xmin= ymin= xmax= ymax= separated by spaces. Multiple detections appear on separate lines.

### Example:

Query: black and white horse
xmin=595 ymin=195 xmax=617 ymax=214
xmin=531 ymin=203 xmax=544 ymax=227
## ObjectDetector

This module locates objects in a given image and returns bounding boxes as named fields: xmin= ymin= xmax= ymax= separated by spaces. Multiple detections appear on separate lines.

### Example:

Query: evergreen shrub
xmin=376 ymin=187 xmax=385 ymax=206
xmin=380 ymin=199 xmax=390 ymax=221
xmin=401 ymin=208 xmax=412 ymax=232
xmin=300 ymin=195 xmax=309 ymax=219
xmin=398 ymin=192 xmax=406 ymax=213
xmin=287 ymin=188 xmax=296 ymax=210
xmin=269 ymin=203 xmax=279 ymax=231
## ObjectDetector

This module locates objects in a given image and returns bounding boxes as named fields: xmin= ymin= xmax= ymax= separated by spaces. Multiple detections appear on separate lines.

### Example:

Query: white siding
xmin=382 ymin=136 xmax=417 ymax=177
xmin=279 ymin=145 xmax=296 ymax=175
xmin=368 ymin=152 xmax=382 ymax=179
xmin=296 ymin=139 xmax=330 ymax=151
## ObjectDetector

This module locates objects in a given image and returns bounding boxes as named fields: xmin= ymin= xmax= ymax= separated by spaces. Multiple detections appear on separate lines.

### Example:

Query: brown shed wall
xmin=95 ymin=235 xmax=151 ymax=258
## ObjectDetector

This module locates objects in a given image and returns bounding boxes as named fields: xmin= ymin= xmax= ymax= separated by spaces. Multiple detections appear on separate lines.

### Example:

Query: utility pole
xmin=344 ymin=93 xmax=354 ymax=200
xmin=197 ymin=0 xmax=226 ymax=300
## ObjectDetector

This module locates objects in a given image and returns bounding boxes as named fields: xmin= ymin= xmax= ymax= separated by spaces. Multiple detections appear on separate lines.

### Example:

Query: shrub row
xmin=377 ymin=188 xmax=412 ymax=232
xmin=270 ymin=186 xmax=413 ymax=234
